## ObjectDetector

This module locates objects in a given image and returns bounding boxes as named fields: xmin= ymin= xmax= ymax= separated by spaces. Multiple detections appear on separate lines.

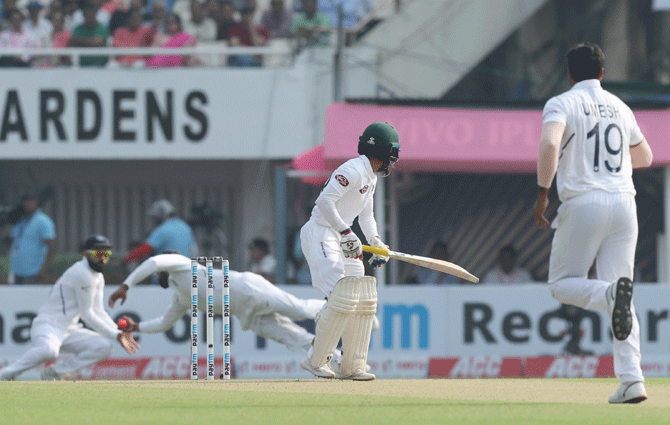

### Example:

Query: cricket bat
xmin=363 ymin=245 xmax=479 ymax=284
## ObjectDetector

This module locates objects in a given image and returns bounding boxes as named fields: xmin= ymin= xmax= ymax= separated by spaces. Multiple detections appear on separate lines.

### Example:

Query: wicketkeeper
xmin=300 ymin=122 xmax=400 ymax=380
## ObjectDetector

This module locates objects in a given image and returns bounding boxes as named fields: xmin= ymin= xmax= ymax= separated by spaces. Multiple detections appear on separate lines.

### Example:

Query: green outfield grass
xmin=1 ymin=378 xmax=669 ymax=425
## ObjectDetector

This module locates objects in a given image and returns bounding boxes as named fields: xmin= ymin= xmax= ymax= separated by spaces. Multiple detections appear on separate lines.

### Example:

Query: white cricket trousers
xmin=300 ymin=220 xmax=365 ymax=297
xmin=548 ymin=190 xmax=642 ymax=384
xmin=208 ymin=273 xmax=324 ymax=352
xmin=1 ymin=319 xmax=113 ymax=379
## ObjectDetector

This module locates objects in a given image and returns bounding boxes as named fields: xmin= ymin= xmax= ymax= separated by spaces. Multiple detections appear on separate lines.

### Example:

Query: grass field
xmin=2 ymin=378 xmax=669 ymax=425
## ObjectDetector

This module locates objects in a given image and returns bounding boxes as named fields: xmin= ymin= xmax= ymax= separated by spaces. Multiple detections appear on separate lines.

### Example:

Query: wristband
xmin=340 ymin=228 xmax=353 ymax=236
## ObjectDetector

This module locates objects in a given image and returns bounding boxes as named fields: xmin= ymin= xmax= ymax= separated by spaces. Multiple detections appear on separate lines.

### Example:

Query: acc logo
xmin=359 ymin=185 xmax=369 ymax=194
xmin=335 ymin=175 xmax=349 ymax=186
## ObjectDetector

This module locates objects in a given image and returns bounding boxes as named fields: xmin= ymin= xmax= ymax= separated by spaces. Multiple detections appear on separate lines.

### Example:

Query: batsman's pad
xmin=339 ymin=276 xmax=377 ymax=377
xmin=308 ymin=277 xmax=361 ymax=368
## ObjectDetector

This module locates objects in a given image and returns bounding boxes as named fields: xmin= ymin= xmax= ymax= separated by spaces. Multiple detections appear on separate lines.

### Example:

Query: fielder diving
xmin=300 ymin=122 xmax=400 ymax=380
xmin=108 ymin=252 xmax=377 ymax=363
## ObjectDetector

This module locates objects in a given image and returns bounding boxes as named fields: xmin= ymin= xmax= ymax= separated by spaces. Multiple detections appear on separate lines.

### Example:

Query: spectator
xmin=146 ymin=0 xmax=178 ymax=16
xmin=24 ymin=1 xmax=52 ymax=47
xmin=108 ymin=0 xmax=145 ymax=35
xmin=1 ymin=0 xmax=19 ymax=26
xmin=228 ymin=5 xmax=267 ymax=66
xmin=68 ymin=3 xmax=110 ymax=67
xmin=147 ymin=0 xmax=168 ymax=34
xmin=414 ymin=241 xmax=460 ymax=285
xmin=290 ymin=0 xmax=330 ymax=47
xmin=112 ymin=7 xmax=154 ymax=66
xmin=204 ymin=0 xmax=219 ymax=22
xmin=259 ymin=0 xmax=292 ymax=39
xmin=247 ymin=237 xmax=276 ymax=283
xmin=0 ymin=10 xmax=38 ymax=67
xmin=146 ymin=12 xmax=197 ymax=67
xmin=51 ymin=10 xmax=71 ymax=48
xmin=123 ymin=199 xmax=198 ymax=264
xmin=0 ymin=235 xmax=140 ymax=381
xmin=482 ymin=245 xmax=533 ymax=284
xmin=48 ymin=10 xmax=71 ymax=66
xmin=215 ymin=0 xmax=236 ymax=41
xmin=62 ymin=0 xmax=80 ymax=31
xmin=45 ymin=0 xmax=63 ymax=21
xmin=8 ymin=189 xmax=56 ymax=285
xmin=71 ymin=0 xmax=112 ymax=28
xmin=231 ymin=0 xmax=250 ymax=10
xmin=316 ymin=0 xmax=372 ymax=29
xmin=182 ymin=0 xmax=216 ymax=42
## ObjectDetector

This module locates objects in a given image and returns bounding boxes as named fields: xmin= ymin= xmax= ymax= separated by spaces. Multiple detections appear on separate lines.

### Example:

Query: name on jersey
xmin=581 ymin=103 xmax=620 ymax=119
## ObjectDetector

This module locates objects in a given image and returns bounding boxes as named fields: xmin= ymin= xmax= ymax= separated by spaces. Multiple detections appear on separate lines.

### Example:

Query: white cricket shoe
xmin=608 ymin=381 xmax=647 ymax=404
xmin=40 ymin=366 xmax=61 ymax=381
xmin=301 ymin=357 xmax=335 ymax=379
xmin=607 ymin=278 xmax=634 ymax=341
xmin=333 ymin=363 xmax=376 ymax=381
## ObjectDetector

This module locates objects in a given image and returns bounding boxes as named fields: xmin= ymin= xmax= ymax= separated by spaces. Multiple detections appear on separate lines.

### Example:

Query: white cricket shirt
xmin=543 ymin=79 xmax=643 ymax=201
xmin=309 ymin=155 xmax=379 ymax=240
xmin=123 ymin=253 xmax=279 ymax=332
xmin=35 ymin=258 xmax=120 ymax=340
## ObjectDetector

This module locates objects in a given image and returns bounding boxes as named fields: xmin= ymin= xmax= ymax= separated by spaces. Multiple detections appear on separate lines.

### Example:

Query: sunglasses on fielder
xmin=87 ymin=250 xmax=112 ymax=259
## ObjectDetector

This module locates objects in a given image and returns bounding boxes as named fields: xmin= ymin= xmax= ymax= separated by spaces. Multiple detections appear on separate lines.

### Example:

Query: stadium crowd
xmin=0 ymin=0 xmax=382 ymax=67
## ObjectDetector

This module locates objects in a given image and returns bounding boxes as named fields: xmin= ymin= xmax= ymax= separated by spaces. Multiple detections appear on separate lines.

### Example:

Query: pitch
xmin=2 ymin=378 xmax=668 ymax=425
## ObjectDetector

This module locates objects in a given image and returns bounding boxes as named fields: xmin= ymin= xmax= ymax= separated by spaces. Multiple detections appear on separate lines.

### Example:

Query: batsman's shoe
xmin=608 ymin=381 xmax=647 ymax=404
xmin=607 ymin=278 xmax=634 ymax=341
xmin=40 ymin=366 xmax=61 ymax=381
xmin=301 ymin=357 xmax=335 ymax=379
xmin=333 ymin=363 xmax=376 ymax=381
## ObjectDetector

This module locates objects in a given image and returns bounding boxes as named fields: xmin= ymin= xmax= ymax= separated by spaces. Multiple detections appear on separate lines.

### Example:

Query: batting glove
xmin=340 ymin=228 xmax=363 ymax=259
xmin=368 ymin=236 xmax=389 ymax=268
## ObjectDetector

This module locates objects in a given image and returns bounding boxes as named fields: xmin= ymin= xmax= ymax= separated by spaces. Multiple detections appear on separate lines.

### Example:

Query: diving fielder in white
xmin=534 ymin=42 xmax=653 ymax=404
xmin=0 ymin=236 xmax=140 ymax=381
xmin=108 ymin=253 xmax=325 ymax=354
xmin=300 ymin=122 xmax=400 ymax=380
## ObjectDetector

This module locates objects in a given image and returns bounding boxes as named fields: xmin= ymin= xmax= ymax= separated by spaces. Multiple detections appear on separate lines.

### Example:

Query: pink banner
xmin=319 ymin=103 xmax=670 ymax=173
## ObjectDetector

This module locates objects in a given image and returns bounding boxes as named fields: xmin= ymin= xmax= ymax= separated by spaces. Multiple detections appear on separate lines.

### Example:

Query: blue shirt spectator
xmin=293 ymin=0 xmax=373 ymax=28
xmin=10 ymin=192 xmax=56 ymax=284
xmin=123 ymin=199 xmax=198 ymax=264
xmin=146 ymin=0 xmax=178 ymax=15
xmin=146 ymin=216 xmax=198 ymax=256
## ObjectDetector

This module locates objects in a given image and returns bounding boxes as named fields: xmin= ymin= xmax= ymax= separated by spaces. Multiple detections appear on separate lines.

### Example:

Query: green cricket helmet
xmin=357 ymin=122 xmax=401 ymax=176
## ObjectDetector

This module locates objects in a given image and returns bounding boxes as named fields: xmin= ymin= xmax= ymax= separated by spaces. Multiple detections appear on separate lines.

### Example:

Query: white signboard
xmin=1 ymin=285 xmax=668 ymax=378
xmin=0 ymin=68 xmax=311 ymax=159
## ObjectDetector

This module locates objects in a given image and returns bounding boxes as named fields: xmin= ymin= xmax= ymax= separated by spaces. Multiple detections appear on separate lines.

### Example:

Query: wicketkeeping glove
xmin=368 ymin=236 xmax=389 ymax=268
xmin=340 ymin=228 xmax=363 ymax=259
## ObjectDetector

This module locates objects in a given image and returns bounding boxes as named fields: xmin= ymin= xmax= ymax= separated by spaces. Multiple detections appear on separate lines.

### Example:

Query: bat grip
xmin=362 ymin=245 xmax=389 ymax=256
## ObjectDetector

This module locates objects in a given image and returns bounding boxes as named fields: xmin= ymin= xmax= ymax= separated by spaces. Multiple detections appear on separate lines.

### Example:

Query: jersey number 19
xmin=587 ymin=122 xmax=623 ymax=173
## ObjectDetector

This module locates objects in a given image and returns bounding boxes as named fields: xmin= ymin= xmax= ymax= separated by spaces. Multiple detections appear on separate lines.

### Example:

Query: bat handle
xmin=362 ymin=245 xmax=389 ymax=256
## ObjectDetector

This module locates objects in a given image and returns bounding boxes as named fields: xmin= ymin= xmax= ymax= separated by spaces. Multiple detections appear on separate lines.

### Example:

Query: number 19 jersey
xmin=542 ymin=79 xmax=644 ymax=202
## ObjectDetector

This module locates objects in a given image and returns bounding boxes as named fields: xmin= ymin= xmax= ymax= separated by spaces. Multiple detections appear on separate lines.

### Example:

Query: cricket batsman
xmin=300 ymin=122 xmax=400 ymax=380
